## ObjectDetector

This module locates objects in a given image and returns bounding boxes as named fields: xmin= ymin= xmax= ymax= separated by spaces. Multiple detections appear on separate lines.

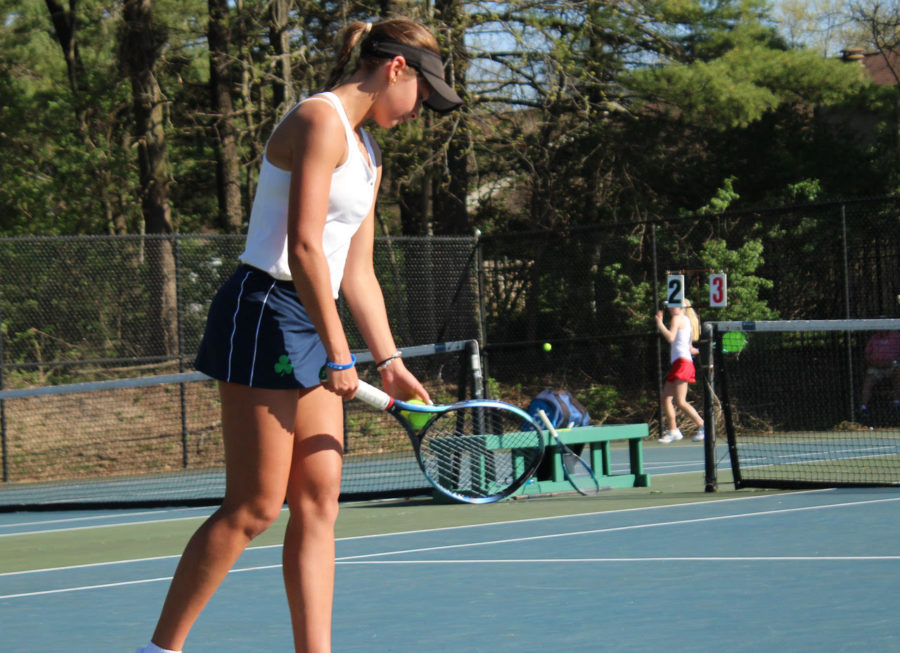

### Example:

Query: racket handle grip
xmin=535 ymin=409 xmax=557 ymax=435
xmin=354 ymin=380 xmax=392 ymax=410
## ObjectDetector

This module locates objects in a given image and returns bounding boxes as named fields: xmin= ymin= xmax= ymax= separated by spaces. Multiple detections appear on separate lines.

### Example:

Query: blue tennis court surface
xmin=2 ymin=446 xmax=898 ymax=652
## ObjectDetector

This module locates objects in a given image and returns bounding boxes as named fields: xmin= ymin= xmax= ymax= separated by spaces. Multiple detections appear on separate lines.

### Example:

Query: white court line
xmin=0 ymin=553 xmax=185 ymax=577
xmin=334 ymin=494 xmax=900 ymax=561
xmin=0 ymin=563 xmax=284 ymax=600
xmin=0 ymin=513 xmax=220 ymax=539
xmin=3 ymin=493 xmax=899 ymax=600
xmin=0 ymin=509 xmax=220 ymax=538
xmin=0 ymin=488 xmax=881 ymax=575
xmin=336 ymin=556 xmax=900 ymax=564
xmin=1 ymin=488 xmax=831 ymax=577
xmin=0 ymin=576 xmax=176 ymax=600
xmin=0 ymin=503 xmax=313 ymax=538
xmin=5 ymin=552 xmax=899 ymax=600
xmin=637 ymin=462 xmax=703 ymax=473
xmin=0 ymin=506 xmax=216 ymax=531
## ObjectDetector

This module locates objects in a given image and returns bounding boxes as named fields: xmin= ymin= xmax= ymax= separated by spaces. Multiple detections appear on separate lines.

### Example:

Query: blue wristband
xmin=325 ymin=353 xmax=357 ymax=371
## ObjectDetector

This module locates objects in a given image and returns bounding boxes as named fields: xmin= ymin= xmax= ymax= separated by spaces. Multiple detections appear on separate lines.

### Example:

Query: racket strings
xmin=558 ymin=444 xmax=602 ymax=495
xmin=419 ymin=406 xmax=543 ymax=499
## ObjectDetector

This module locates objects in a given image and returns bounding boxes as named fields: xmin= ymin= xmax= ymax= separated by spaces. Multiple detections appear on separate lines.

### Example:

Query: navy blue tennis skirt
xmin=194 ymin=265 xmax=326 ymax=389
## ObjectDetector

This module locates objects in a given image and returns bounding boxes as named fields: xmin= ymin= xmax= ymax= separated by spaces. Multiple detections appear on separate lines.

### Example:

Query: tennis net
xmin=0 ymin=340 xmax=480 ymax=510
xmin=708 ymin=319 xmax=900 ymax=489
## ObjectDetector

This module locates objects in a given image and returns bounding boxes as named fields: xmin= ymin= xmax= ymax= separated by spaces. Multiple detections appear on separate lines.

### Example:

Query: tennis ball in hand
xmin=542 ymin=342 xmax=552 ymax=352
xmin=401 ymin=398 xmax=431 ymax=430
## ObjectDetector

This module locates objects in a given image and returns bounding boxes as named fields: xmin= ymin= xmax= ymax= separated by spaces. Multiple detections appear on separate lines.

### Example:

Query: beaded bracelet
xmin=375 ymin=350 xmax=402 ymax=371
xmin=325 ymin=353 xmax=357 ymax=371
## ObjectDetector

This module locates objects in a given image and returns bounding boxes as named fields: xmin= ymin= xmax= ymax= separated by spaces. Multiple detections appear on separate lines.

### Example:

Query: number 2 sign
xmin=666 ymin=274 xmax=685 ymax=306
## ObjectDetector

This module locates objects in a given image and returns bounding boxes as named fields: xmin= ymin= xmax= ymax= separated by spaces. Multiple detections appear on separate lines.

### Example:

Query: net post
xmin=701 ymin=322 xmax=717 ymax=492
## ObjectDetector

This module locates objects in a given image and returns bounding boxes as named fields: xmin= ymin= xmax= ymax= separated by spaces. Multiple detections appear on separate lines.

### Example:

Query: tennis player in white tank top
xmin=240 ymin=90 xmax=378 ymax=297
xmin=654 ymin=301 xmax=706 ymax=443
xmin=192 ymin=92 xmax=381 ymax=390
xmin=139 ymin=18 xmax=462 ymax=653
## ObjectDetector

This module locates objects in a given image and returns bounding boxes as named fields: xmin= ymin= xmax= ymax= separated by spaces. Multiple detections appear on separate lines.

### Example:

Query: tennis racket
xmin=352 ymin=380 xmax=546 ymax=504
xmin=535 ymin=409 xmax=602 ymax=495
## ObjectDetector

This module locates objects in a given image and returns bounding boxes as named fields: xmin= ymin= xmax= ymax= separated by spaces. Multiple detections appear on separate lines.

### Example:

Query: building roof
xmin=843 ymin=48 xmax=900 ymax=86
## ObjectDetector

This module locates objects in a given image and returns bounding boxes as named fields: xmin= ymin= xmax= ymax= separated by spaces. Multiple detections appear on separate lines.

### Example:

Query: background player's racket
xmin=535 ymin=409 xmax=602 ymax=495
xmin=352 ymin=380 xmax=545 ymax=504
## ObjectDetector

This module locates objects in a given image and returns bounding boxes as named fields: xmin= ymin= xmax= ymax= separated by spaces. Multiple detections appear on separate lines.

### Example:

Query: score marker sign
xmin=709 ymin=273 xmax=727 ymax=307
xmin=666 ymin=274 xmax=685 ymax=307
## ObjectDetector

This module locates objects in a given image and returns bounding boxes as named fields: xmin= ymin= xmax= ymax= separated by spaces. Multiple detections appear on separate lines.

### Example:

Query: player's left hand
xmin=380 ymin=359 xmax=431 ymax=404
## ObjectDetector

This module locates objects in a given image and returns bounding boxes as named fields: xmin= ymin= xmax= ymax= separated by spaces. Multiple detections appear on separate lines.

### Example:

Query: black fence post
xmin=174 ymin=235 xmax=189 ymax=468
xmin=0 ymin=298 xmax=7 ymax=483
xmin=841 ymin=205 xmax=856 ymax=422
xmin=651 ymin=224 xmax=664 ymax=439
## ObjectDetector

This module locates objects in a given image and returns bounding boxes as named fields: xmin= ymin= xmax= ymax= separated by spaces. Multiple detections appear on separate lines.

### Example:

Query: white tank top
xmin=671 ymin=317 xmax=694 ymax=362
xmin=239 ymin=92 xmax=377 ymax=297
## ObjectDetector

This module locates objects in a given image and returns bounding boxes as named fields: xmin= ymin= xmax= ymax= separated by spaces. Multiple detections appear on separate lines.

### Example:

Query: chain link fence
xmin=0 ymin=235 xmax=479 ymax=505
xmin=0 ymin=196 xmax=898 ymax=506
xmin=478 ymin=197 xmax=900 ymax=435
xmin=0 ymin=234 xmax=479 ymax=386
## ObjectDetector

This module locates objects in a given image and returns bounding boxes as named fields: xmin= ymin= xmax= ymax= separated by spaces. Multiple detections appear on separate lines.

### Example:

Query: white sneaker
xmin=692 ymin=427 xmax=705 ymax=442
xmin=659 ymin=429 xmax=684 ymax=443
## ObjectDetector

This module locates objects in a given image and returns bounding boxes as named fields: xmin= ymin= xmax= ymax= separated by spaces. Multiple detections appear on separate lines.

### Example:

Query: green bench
xmin=517 ymin=423 xmax=650 ymax=496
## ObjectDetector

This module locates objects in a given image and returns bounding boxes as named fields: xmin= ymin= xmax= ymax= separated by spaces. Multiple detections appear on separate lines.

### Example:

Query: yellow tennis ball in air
xmin=401 ymin=398 xmax=431 ymax=430
xmin=542 ymin=342 xmax=552 ymax=352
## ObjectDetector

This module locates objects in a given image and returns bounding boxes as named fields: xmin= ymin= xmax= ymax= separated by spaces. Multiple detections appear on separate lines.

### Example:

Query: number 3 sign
xmin=709 ymin=273 xmax=727 ymax=307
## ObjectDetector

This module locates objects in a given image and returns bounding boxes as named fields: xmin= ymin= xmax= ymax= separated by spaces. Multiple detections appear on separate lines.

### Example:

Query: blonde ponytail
xmin=683 ymin=300 xmax=701 ymax=342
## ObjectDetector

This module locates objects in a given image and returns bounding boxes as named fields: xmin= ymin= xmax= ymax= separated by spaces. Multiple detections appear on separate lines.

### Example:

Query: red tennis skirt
xmin=666 ymin=358 xmax=696 ymax=383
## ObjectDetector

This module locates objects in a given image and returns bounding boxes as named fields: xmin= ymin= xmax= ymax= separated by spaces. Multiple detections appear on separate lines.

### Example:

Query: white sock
xmin=139 ymin=643 xmax=182 ymax=653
